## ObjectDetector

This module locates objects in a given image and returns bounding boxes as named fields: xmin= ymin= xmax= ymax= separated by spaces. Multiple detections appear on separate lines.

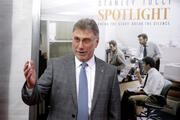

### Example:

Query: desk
xmin=119 ymin=80 xmax=140 ymax=99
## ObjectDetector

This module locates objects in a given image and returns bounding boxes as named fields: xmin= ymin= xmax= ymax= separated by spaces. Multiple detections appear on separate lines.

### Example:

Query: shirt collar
xmin=141 ymin=42 xmax=149 ymax=47
xmin=75 ymin=55 xmax=95 ymax=69
xmin=145 ymin=42 xmax=149 ymax=47
xmin=147 ymin=68 xmax=155 ymax=74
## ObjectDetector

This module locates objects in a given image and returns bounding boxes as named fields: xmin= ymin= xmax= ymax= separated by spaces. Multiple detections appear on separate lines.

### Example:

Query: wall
xmin=0 ymin=0 xmax=32 ymax=119
xmin=0 ymin=0 xmax=12 ymax=119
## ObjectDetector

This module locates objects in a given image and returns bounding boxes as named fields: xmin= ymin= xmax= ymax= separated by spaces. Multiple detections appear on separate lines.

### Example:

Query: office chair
xmin=138 ymin=79 xmax=172 ymax=120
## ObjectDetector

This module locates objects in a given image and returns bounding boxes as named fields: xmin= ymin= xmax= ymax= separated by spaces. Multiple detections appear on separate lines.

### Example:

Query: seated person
xmin=107 ymin=40 xmax=126 ymax=74
xmin=121 ymin=57 xmax=165 ymax=120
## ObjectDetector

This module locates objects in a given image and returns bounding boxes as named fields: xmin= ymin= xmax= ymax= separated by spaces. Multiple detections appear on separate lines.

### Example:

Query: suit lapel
xmin=66 ymin=54 xmax=77 ymax=108
xmin=91 ymin=57 xmax=105 ymax=112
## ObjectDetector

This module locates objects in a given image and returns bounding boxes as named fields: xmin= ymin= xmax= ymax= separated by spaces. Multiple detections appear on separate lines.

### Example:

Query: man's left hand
xmin=154 ymin=57 xmax=159 ymax=62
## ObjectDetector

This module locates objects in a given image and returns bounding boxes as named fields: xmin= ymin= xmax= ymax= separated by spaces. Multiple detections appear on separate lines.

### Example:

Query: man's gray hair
xmin=109 ymin=40 xmax=117 ymax=47
xmin=73 ymin=18 xmax=99 ymax=38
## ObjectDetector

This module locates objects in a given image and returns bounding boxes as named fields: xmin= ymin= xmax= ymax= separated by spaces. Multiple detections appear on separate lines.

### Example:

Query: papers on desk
xmin=118 ymin=65 xmax=132 ymax=82
xmin=127 ymin=86 xmax=142 ymax=92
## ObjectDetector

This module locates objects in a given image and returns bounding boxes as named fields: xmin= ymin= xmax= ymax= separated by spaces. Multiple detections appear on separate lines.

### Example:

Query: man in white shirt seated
xmin=121 ymin=57 xmax=165 ymax=120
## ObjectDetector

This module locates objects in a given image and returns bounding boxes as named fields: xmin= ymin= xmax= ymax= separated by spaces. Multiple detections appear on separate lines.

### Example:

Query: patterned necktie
xmin=143 ymin=45 xmax=147 ymax=57
xmin=77 ymin=62 xmax=88 ymax=120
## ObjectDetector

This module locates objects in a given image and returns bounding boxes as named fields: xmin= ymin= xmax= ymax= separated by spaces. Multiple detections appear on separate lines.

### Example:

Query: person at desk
xmin=136 ymin=33 xmax=161 ymax=71
xmin=108 ymin=40 xmax=126 ymax=74
xmin=22 ymin=18 xmax=121 ymax=120
xmin=121 ymin=57 xmax=165 ymax=120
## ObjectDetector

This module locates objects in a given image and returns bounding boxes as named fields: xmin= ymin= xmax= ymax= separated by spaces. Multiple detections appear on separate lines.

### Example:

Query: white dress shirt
xmin=142 ymin=68 xmax=165 ymax=95
xmin=75 ymin=56 xmax=96 ymax=114
xmin=136 ymin=41 xmax=161 ymax=59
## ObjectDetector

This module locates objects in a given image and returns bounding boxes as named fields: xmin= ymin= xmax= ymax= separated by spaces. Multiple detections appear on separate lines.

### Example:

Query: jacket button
xmin=72 ymin=114 xmax=75 ymax=118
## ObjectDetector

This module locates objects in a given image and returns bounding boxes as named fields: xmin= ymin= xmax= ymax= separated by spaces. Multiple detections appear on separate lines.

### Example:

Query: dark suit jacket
xmin=22 ymin=54 xmax=121 ymax=120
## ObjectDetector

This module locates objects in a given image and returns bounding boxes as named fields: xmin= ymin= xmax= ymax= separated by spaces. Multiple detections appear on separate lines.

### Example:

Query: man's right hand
xmin=134 ymin=68 xmax=140 ymax=77
xmin=134 ymin=68 xmax=142 ymax=83
xmin=24 ymin=61 xmax=37 ymax=89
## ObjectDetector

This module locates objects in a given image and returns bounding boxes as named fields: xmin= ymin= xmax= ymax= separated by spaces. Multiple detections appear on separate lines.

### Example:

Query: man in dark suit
xmin=22 ymin=18 xmax=121 ymax=120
